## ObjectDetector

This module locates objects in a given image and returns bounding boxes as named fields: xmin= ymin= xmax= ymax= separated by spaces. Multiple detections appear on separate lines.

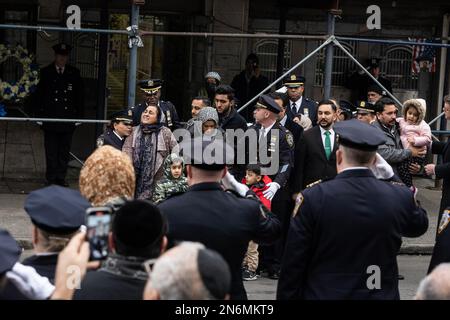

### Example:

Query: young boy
xmin=397 ymin=98 xmax=432 ymax=188
xmin=152 ymin=154 xmax=188 ymax=204
xmin=241 ymin=164 xmax=272 ymax=281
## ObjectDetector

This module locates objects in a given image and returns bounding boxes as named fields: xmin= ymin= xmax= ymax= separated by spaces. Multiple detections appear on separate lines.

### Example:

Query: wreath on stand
xmin=0 ymin=44 xmax=39 ymax=116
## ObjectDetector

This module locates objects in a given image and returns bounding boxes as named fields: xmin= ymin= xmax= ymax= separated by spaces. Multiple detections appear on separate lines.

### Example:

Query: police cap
xmin=179 ymin=137 xmax=234 ymax=171
xmin=110 ymin=109 xmax=133 ymax=124
xmin=282 ymin=74 xmax=305 ymax=88
xmin=52 ymin=43 xmax=72 ymax=55
xmin=334 ymin=119 xmax=386 ymax=151
xmin=255 ymin=95 xmax=281 ymax=114
xmin=356 ymin=100 xmax=376 ymax=113
xmin=0 ymin=229 xmax=21 ymax=274
xmin=139 ymin=79 xmax=163 ymax=94
xmin=24 ymin=186 xmax=91 ymax=235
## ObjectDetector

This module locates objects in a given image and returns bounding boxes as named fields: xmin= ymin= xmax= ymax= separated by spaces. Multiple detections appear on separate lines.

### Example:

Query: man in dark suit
xmin=283 ymin=74 xmax=318 ymax=126
xmin=132 ymin=79 xmax=181 ymax=130
xmin=158 ymin=137 xmax=281 ymax=300
xmin=294 ymin=100 xmax=338 ymax=193
xmin=22 ymin=185 xmax=90 ymax=283
xmin=35 ymin=43 xmax=84 ymax=186
xmin=425 ymin=95 xmax=450 ymax=234
xmin=278 ymin=119 xmax=428 ymax=300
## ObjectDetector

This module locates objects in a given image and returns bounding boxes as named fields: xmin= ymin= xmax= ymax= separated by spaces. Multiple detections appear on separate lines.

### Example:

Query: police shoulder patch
xmin=292 ymin=193 xmax=304 ymax=217
xmin=438 ymin=209 xmax=450 ymax=235
xmin=285 ymin=131 xmax=294 ymax=148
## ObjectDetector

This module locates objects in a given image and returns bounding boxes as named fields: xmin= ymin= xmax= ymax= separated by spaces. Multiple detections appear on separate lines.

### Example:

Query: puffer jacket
xmin=397 ymin=98 xmax=432 ymax=149
xmin=241 ymin=175 xmax=272 ymax=210
xmin=152 ymin=153 xmax=188 ymax=204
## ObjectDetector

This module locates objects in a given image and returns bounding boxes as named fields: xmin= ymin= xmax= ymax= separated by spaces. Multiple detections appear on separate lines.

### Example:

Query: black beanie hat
xmin=113 ymin=200 xmax=166 ymax=248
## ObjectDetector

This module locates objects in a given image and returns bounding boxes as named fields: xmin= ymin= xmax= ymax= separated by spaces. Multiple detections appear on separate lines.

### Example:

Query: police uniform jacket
xmin=281 ymin=118 xmax=304 ymax=192
xmin=294 ymin=125 xmax=337 ymax=192
xmin=132 ymin=100 xmax=181 ymax=130
xmin=286 ymin=97 xmax=318 ymax=126
xmin=35 ymin=63 xmax=84 ymax=132
xmin=277 ymin=169 xmax=428 ymax=300
xmin=430 ymin=140 xmax=450 ymax=231
xmin=158 ymin=182 xmax=281 ymax=300
xmin=247 ymin=122 xmax=294 ymax=188
xmin=96 ymin=127 xmax=126 ymax=150
xmin=21 ymin=254 xmax=58 ymax=283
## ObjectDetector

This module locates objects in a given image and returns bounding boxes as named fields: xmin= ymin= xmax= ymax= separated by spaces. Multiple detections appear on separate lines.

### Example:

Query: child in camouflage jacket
xmin=152 ymin=153 xmax=188 ymax=204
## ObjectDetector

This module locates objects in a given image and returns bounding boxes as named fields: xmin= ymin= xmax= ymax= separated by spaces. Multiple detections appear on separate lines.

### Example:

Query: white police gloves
xmin=370 ymin=153 xmax=394 ymax=180
xmin=6 ymin=262 xmax=55 ymax=300
xmin=221 ymin=171 xmax=249 ymax=197
xmin=263 ymin=182 xmax=280 ymax=201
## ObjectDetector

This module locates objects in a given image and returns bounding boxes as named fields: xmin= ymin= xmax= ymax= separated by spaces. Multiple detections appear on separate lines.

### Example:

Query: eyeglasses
xmin=145 ymin=92 xmax=159 ymax=96
xmin=142 ymin=258 xmax=157 ymax=274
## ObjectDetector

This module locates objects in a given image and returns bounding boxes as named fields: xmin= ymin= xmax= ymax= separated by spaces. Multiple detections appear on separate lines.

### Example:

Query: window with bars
xmin=315 ymin=41 xmax=357 ymax=87
xmin=381 ymin=45 xmax=417 ymax=90
xmin=254 ymin=39 xmax=292 ymax=84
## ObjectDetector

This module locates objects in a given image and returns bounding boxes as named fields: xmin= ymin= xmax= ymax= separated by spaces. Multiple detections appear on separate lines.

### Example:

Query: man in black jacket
xmin=231 ymin=53 xmax=269 ymax=122
xmin=215 ymin=85 xmax=248 ymax=180
xmin=74 ymin=200 xmax=167 ymax=300
xmin=278 ymin=119 xmax=428 ymax=300
xmin=35 ymin=43 xmax=84 ymax=186
xmin=158 ymin=137 xmax=281 ymax=300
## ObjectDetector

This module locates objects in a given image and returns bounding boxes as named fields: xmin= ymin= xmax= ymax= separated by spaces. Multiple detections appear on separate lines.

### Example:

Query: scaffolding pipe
xmin=0 ymin=117 xmax=109 ymax=124
xmin=324 ymin=12 xmax=336 ymax=99
xmin=0 ymin=23 xmax=129 ymax=35
xmin=336 ymin=36 xmax=450 ymax=48
xmin=237 ymin=37 xmax=334 ymax=114
xmin=333 ymin=39 xmax=403 ymax=107
xmin=127 ymin=4 xmax=139 ymax=108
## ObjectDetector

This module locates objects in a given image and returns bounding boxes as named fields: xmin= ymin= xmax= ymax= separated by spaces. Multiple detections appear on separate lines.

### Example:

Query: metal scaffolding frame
xmin=0 ymin=10 xmax=449 ymax=126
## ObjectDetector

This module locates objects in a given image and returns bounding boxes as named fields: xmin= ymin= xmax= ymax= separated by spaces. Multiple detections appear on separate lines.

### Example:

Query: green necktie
xmin=324 ymin=130 xmax=331 ymax=160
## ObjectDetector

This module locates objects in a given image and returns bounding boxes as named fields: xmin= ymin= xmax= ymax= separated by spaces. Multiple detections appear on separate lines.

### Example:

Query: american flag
xmin=411 ymin=38 xmax=437 ymax=74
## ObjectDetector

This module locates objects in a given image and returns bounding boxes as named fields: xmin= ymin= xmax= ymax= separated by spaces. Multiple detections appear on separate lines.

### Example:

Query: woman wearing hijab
xmin=123 ymin=105 xmax=178 ymax=200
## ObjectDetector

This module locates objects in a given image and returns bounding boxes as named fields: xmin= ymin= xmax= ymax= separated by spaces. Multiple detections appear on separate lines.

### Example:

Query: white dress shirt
xmin=260 ymin=121 xmax=276 ymax=140
xmin=290 ymin=97 xmax=303 ymax=114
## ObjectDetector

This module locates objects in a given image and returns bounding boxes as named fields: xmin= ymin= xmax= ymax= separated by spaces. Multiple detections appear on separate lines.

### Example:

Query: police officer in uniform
xmin=96 ymin=109 xmax=133 ymax=150
xmin=158 ymin=137 xmax=281 ymax=300
xmin=35 ymin=43 xmax=84 ymax=186
xmin=132 ymin=79 xmax=181 ymax=130
xmin=21 ymin=185 xmax=90 ymax=282
xmin=277 ymin=119 xmax=428 ymax=300
xmin=246 ymin=95 xmax=294 ymax=279
xmin=283 ymin=74 xmax=318 ymax=125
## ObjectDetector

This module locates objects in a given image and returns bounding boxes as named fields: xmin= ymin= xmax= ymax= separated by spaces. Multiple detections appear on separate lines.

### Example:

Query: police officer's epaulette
xmin=305 ymin=179 xmax=322 ymax=189
xmin=388 ymin=181 xmax=405 ymax=187
xmin=224 ymin=189 xmax=246 ymax=198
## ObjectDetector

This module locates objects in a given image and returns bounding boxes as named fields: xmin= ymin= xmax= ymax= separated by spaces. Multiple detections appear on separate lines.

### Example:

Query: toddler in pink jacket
xmin=397 ymin=98 xmax=431 ymax=187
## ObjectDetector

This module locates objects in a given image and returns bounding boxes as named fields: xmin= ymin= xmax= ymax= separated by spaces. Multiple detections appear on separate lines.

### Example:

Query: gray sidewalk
xmin=0 ymin=176 xmax=442 ymax=252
